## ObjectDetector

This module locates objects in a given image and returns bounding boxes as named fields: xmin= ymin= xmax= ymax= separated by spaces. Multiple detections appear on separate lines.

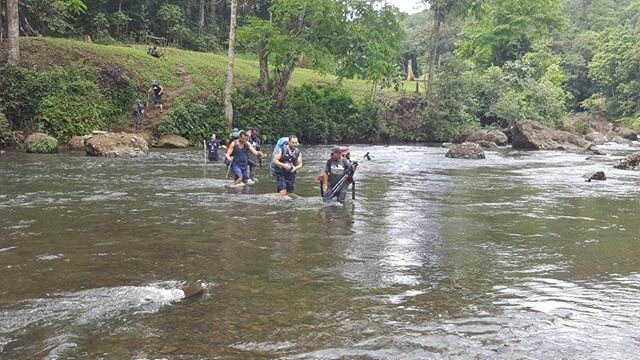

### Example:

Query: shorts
xmin=232 ymin=163 xmax=249 ymax=181
xmin=276 ymin=174 xmax=296 ymax=193
xmin=154 ymin=94 xmax=163 ymax=104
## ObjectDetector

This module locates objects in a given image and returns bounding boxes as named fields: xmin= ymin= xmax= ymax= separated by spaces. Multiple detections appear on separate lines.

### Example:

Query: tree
xmin=421 ymin=0 xmax=475 ymax=94
xmin=455 ymin=0 xmax=563 ymax=68
xmin=224 ymin=0 xmax=238 ymax=130
xmin=334 ymin=0 xmax=405 ymax=100
xmin=6 ymin=0 xmax=18 ymax=65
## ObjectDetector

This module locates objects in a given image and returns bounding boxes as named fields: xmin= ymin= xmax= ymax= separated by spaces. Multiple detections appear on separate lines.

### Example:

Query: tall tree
xmin=6 ymin=0 xmax=18 ymax=65
xmin=224 ymin=0 xmax=238 ymax=130
xmin=422 ymin=0 xmax=474 ymax=94
xmin=455 ymin=0 xmax=563 ymax=68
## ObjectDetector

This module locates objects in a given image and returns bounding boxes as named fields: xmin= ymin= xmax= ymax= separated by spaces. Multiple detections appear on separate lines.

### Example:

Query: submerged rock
xmin=614 ymin=151 xmax=640 ymax=170
xmin=445 ymin=142 xmax=485 ymax=159
xmin=614 ymin=127 xmax=638 ymax=141
xmin=182 ymin=282 xmax=204 ymax=299
xmin=583 ymin=171 xmax=606 ymax=182
xmin=155 ymin=135 xmax=189 ymax=148
xmin=85 ymin=132 xmax=148 ymax=157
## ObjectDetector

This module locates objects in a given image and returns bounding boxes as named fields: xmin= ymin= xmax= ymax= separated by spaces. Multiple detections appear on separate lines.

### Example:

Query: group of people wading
xmin=205 ymin=129 xmax=359 ymax=203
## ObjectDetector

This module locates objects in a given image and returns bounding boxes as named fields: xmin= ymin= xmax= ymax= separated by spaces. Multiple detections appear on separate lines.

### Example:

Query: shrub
xmin=0 ymin=112 xmax=15 ymax=148
xmin=25 ymin=133 xmax=58 ymax=153
xmin=158 ymin=96 xmax=226 ymax=144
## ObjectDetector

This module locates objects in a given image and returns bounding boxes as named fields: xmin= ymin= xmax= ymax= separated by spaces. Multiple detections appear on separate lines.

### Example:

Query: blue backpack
xmin=269 ymin=137 xmax=290 ymax=176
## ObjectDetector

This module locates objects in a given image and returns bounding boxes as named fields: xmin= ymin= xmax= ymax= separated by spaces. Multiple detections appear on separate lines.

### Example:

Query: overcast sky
xmin=385 ymin=0 xmax=427 ymax=14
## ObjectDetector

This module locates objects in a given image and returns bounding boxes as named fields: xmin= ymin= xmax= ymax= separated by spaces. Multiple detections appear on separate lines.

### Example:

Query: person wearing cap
xmin=225 ymin=130 xmax=265 ymax=186
xmin=321 ymin=146 xmax=352 ymax=204
xmin=272 ymin=135 xmax=303 ymax=199
xmin=148 ymin=80 xmax=164 ymax=112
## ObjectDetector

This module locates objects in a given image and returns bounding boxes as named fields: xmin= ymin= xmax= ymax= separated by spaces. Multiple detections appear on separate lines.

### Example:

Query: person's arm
xmin=322 ymin=162 xmax=330 ymax=192
xmin=158 ymin=85 xmax=163 ymax=95
xmin=247 ymin=143 xmax=265 ymax=158
xmin=225 ymin=142 xmax=235 ymax=162
xmin=272 ymin=149 xmax=292 ymax=171
xmin=292 ymin=153 xmax=303 ymax=173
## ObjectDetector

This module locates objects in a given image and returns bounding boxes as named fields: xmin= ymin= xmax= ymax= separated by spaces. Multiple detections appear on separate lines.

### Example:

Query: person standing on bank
xmin=272 ymin=135 xmax=303 ymax=199
xmin=148 ymin=80 xmax=164 ymax=112
xmin=225 ymin=131 xmax=265 ymax=186
xmin=322 ymin=146 xmax=352 ymax=204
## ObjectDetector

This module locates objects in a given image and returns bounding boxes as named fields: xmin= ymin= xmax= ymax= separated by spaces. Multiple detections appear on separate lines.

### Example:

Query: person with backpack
xmin=132 ymin=100 xmax=145 ymax=131
xmin=206 ymin=133 xmax=220 ymax=161
xmin=225 ymin=130 xmax=265 ymax=186
xmin=272 ymin=135 xmax=303 ymax=199
xmin=321 ymin=146 xmax=353 ymax=204
xmin=148 ymin=80 xmax=164 ymax=112
xmin=246 ymin=128 xmax=262 ymax=181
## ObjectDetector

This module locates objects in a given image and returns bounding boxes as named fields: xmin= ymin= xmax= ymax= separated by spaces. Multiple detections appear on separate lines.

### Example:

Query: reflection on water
xmin=1 ymin=144 xmax=640 ymax=359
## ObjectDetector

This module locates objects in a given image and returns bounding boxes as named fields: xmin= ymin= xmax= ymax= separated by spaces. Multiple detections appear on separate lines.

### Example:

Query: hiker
xmin=148 ymin=80 xmax=164 ymax=112
xmin=321 ymin=146 xmax=353 ymax=204
xmin=225 ymin=130 xmax=265 ymax=186
xmin=206 ymin=134 xmax=220 ymax=161
xmin=272 ymin=135 xmax=303 ymax=199
xmin=246 ymin=128 xmax=262 ymax=181
xmin=132 ymin=100 xmax=145 ymax=131
xmin=147 ymin=46 xmax=163 ymax=59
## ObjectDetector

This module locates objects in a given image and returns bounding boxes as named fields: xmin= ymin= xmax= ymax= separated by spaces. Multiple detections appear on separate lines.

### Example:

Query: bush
xmin=25 ymin=133 xmax=58 ymax=153
xmin=0 ymin=112 xmax=15 ymax=148
xmin=158 ymin=96 xmax=226 ymax=144
xmin=0 ymin=63 xmax=136 ymax=142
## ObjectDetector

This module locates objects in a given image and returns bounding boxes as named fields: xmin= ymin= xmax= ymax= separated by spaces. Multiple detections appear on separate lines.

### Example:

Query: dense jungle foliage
xmin=1 ymin=0 xmax=639 ymax=146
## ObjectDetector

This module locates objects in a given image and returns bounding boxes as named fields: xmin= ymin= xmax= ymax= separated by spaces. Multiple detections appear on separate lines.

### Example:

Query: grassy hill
xmin=17 ymin=37 xmax=377 ymax=100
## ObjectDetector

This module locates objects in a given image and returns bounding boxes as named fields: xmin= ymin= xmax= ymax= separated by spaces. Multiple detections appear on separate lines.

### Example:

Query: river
xmin=1 ymin=144 xmax=639 ymax=359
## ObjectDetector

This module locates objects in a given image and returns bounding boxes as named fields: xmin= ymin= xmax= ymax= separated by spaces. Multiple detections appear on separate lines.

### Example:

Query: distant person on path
xmin=272 ymin=135 xmax=303 ymax=199
xmin=246 ymin=129 xmax=262 ymax=181
xmin=206 ymin=134 xmax=220 ymax=161
xmin=147 ymin=45 xmax=163 ymax=59
xmin=132 ymin=100 xmax=145 ymax=131
xmin=225 ymin=130 xmax=265 ymax=186
xmin=321 ymin=146 xmax=352 ymax=204
xmin=148 ymin=80 xmax=164 ymax=112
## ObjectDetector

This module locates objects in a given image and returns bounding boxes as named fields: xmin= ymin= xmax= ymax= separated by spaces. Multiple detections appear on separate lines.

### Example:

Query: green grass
xmin=18 ymin=37 xmax=402 ymax=100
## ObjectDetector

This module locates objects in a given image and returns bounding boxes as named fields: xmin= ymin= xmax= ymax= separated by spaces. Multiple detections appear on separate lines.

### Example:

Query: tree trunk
xmin=224 ymin=0 xmax=237 ymax=131
xmin=199 ymin=0 xmax=205 ymax=32
xmin=7 ymin=0 xmax=18 ymax=65
xmin=209 ymin=0 xmax=216 ymax=20
xmin=272 ymin=63 xmax=294 ymax=103
xmin=1 ymin=0 xmax=5 ymax=40
xmin=426 ymin=8 xmax=443 ymax=95
xmin=257 ymin=39 xmax=269 ymax=94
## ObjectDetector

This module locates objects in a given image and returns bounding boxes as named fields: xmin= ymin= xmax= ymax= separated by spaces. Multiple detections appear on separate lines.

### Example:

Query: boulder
xmin=512 ymin=120 xmax=602 ymax=154
xmin=583 ymin=171 xmax=606 ymax=182
xmin=565 ymin=112 xmax=612 ymax=134
xmin=613 ymin=151 xmax=640 ymax=170
xmin=487 ymin=130 xmax=509 ymax=146
xmin=155 ymin=135 xmax=189 ymax=148
xmin=475 ymin=140 xmax=498 ymax=149
xmin=465 ymin=129 xmax=508 ymax=146
xmin=85 ymin=132 xmax=148 ymax=157
xmin=585 ymin=132 xmax=608 ymax=145
xmin=67 ymin=135 xmax=91 ymax=151
xmin=25 ymin=133 xmax=58 ymax=153
xmin=182 ymin=282 xmax=204 ymax=299
xmin=614 ymin=127 xmax=638 ymax=141
xmin=445 ymin=142 xmax=485 ymax=159
xmin=605 ymin=133 xmax=633 ymax=145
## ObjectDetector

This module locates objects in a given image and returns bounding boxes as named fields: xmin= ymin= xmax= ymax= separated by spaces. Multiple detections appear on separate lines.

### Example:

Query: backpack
xmin=269 ymin=137 xmax=291 ymax=176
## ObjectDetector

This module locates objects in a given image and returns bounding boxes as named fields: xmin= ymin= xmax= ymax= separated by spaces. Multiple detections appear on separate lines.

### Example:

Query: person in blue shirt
xmin=225 ymin=131 xmax=265 ymax=186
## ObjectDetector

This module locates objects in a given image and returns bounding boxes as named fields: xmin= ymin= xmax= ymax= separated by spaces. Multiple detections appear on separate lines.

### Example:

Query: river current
xmin=1 ymin=144 xmax=639 ymax=359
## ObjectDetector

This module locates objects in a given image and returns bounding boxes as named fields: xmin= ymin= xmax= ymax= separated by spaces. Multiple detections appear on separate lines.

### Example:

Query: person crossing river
xmin=321 ymin=146 xmax=354 ymax=204
xmin=272 ymin=135 xmax=303 ymax=199
xmin=225 ymin=131 xmax=265 ymax=186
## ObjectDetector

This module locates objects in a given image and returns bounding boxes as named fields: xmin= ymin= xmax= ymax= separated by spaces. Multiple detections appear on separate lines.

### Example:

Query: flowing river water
xmin=1 ymin=144 xmax=640 ymax=359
